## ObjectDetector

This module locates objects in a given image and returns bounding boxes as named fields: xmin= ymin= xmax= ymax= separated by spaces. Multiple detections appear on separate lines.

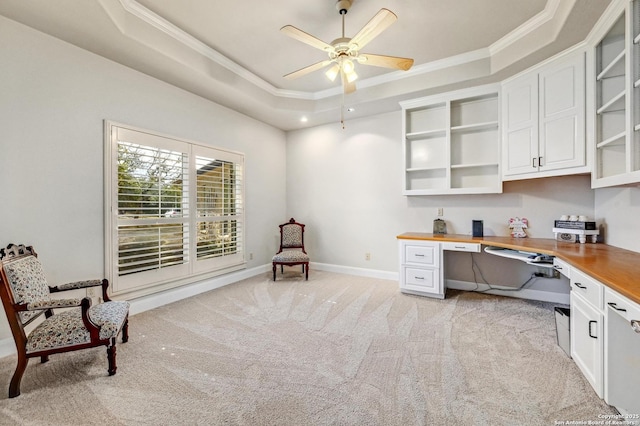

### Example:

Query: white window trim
xmin=104 ymin=120 xmax=245 ymax=299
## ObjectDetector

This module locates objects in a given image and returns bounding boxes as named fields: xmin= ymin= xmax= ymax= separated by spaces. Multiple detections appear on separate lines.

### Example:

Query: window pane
xmin=118 ymin=223 xmax=188 ymax=276
xmin=197 ymin=220 xmax=241 ymax=260
xmin=117 ymin=141 xmax=189 ymax=276
xmin=196 ymin=156 xmax=241 ymax=217
xmin=118 ymin=142 xmax=187 ymax=218
xmin=196 ymin=155 xmax=243 ymax=261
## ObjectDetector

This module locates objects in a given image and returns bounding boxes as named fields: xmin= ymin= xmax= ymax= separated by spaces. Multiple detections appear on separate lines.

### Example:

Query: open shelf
xmin=450 ymin=121 xmax=498 ymax=133
xmin=450 ymin=162 xmax=499 ymax=169
xmin=401 ymin=85 xmax=501 ymax=195
xmin=597 ymin=50 xmax=625 ymax=80
xmin=597 ymin=131 xmax=626 ymax=149
xmin=597 ymin=90 xmax=626 ymax=114
xmin=406 ymin=129 xmax=447 ymax=140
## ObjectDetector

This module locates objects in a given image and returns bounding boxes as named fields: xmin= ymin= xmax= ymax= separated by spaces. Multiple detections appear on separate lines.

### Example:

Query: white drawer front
xmin=571 ymin=268 xmax=603 ymax=310
xmin=404 ymin=267 xmax=438 ymax=292
xmin=405 ymin=245 xmax=437 ymax=266
xmin=605 ymin=288 xmax=640 ymax=323
xmin=553 ymin=257 xmax=571 ymax=279
xmin=442 ymin=242 xmax=480 ymax=252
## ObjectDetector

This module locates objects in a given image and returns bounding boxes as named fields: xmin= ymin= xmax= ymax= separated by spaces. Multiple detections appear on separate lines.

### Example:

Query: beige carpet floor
xmin=0 ymin=270 xmax=617 ymax=425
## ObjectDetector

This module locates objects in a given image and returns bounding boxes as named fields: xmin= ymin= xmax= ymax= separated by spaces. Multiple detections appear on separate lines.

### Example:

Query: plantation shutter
xmin=106 ymin=123 xmax=245 ymax=296
xmin=192 ymin=145 xmax=244 ymax=272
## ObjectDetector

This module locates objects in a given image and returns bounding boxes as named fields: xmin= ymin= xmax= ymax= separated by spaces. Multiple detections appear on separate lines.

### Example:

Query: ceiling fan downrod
xmin=336 ymin=0 xmax=351 ymax=37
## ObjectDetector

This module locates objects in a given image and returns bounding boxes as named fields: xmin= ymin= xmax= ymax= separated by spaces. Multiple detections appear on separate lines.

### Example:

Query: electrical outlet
xmin=249 ymin=252 xmax=253 ymax=260
xmin=365 ymin=252 xmax=371 ymax=261
xmin=437 ymin=207 xmax=443 ymax=217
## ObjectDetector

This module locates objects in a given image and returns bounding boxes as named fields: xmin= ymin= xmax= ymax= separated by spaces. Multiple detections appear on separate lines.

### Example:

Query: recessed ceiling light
xmin=347 ymin=107 xmax=355 ymax=112
xmin=300 ymin=116 xmax=308 ymax=122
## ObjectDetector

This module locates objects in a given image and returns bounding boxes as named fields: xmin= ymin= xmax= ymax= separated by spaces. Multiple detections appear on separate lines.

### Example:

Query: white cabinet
xmin=570 ymin=268 xmax=604 ymax=398
xmin=401 ymin=84 xmax=502 ymax=195
xmin=399 ymin=240 xmax=443 ymax=298
xmin=502 ymin=50 xmax=586 ymax=180
xmin=590 ymin=1 xmax=640 ymax=188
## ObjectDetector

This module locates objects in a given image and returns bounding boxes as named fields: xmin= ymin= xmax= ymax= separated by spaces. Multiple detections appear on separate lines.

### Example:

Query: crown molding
xmin=489 ymin=0 xmax=567 ymax=56
xmin=100 ymin=0 xmax=580 ymax=103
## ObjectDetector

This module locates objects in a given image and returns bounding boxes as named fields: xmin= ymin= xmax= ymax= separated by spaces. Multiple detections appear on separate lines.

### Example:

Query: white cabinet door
xmin=539 ymin=53 xmax=586 ymax=172
xmin=604 ymin=288 xmax=640 ymax=416
xmin=502 ymin=50 xmax=586 ymax=179
xmin=571 ymin=291 xmax=604 ymax=398
xmin=502 ymin=73 xmax=539 ymax=176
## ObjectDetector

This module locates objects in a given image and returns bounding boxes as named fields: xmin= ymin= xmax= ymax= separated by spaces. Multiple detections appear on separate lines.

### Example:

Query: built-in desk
xmin=397 ymin=232 xmax=640 ymax=305
xmin=398 ymin=232 xmax=640 ymax=417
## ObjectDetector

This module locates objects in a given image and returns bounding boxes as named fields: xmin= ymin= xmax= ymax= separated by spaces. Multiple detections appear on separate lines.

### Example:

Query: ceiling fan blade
xmin=350 ymin=8 xmax=397 ymax=50
xmin=280 ymin=25 xmax=334 ymax=52
xmin=284 ymin=60 xmax=333 ymax=80
xmin=340 ymin=69 xmax=356 ymax=94
xmin=359 ymin=53 xmax=414 ymax=71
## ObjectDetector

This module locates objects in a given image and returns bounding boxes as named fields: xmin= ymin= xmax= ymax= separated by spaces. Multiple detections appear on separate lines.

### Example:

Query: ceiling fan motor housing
xmin=336 ymin=0 xmax=352 ymax=14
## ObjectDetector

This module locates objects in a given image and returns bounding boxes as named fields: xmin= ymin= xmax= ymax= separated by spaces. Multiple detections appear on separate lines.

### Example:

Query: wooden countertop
xmin=398 ymin=232 xmax=640 ymax=305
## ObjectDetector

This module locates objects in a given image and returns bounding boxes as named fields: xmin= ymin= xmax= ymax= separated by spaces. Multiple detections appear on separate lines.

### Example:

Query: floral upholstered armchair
xmin=0 ymin=243 xmax=130 ymax=397
xmin=272 ymin=218 xmax=309 ymax=281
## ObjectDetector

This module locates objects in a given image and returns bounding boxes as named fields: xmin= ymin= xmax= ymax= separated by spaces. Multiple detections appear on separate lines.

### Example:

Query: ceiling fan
xmin=281 ymin=0 xmax=414 ymax=94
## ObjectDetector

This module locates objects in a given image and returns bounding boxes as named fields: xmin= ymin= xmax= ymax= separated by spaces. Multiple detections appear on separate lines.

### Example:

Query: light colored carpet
xmin=0 ymin=270 xmax=616 ymax=425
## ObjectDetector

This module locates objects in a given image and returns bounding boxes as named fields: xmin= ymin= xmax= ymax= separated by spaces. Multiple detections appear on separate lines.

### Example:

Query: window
xmin=104 ymin=122 xmax=244 ymax=296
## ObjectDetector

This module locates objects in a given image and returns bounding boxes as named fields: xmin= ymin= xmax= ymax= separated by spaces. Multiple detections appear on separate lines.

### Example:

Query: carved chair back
xmin=279 ymin=219 xmax=306 ymax=252
xmin=0 ymin=244 xmax=49 ymax=333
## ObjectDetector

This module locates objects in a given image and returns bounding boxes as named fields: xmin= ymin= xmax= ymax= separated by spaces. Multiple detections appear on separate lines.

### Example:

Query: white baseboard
xmin=310 ymin=262 xmax=399 ymax=281
xmin=446 ymin=279 xmax=570 ymax=305
xmin=128 ymin=264 xmax=271 ymax=315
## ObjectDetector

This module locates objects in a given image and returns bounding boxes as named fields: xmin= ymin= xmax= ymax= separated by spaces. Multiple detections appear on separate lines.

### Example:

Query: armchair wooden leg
xmin=9 ymin=356 xmax=27 ymax=398
xmin=305 ymin=263 xmax=309 ymax=280
xmin=272 ymin=264 xmax=277 ymax=281
xmin=40 ymin=355 xmax=49 ymax=363
xmin=107 ymin=342 xmax=117 ymax=376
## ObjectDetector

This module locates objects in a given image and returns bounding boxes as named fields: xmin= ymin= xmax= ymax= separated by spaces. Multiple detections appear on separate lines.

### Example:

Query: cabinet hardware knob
xmin=414 ymin=254 xmax=425 ymax=257
xmin=415 ymin=276 xmax=424 ymax=280
xmin=588 ymin=320 xmax=598 ymax=339
xmin=533 ymin=157 xmax=537 ymax=168
xmin=607 ymin=302 xmax=627 ymax=312
xmin=574 ymin=282 xmax=587 ymax=289
xmin=631 ymin=320 xmax=640 ymax=333
xmin=538 ymin=156 xmax=543 ymax=167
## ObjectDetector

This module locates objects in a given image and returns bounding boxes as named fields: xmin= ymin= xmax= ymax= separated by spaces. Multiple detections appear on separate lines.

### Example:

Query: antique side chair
xmin=0 ymin=243 xmax=130 ymax=397
xmin=272 ymin=218 xmax=309 ymax=281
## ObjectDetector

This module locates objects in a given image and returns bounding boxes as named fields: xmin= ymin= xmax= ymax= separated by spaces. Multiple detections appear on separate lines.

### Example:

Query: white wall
xmin=286 ymin=110 xmax=595 ymax=293
xmin=594 ymin=187 xmax=640 ymax=252
xmin=0 ymin=17 xmax=287 ymax=338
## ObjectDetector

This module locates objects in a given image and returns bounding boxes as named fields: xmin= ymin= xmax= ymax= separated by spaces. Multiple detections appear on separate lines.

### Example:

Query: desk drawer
xmin=553 ymin=257 xmax=571 ymax=279
xmin=571 ymin=268 xmax=603 ymax=310
xmin=404 ymin=267 xmax=438 ymax=291
xmin=405 ymin=244 xmax=437 ymax=266
xmin=442 ymin=242 xmax=480 ymax=252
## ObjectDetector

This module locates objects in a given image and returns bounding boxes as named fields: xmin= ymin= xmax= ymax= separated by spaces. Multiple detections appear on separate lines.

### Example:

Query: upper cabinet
xmin=400 ymin=84 xmax=502 ymax=195
xmin=502 ymin=49 xmax=587 ymax=180
xmin=589 ymin=0 xmax=640 ymax=188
